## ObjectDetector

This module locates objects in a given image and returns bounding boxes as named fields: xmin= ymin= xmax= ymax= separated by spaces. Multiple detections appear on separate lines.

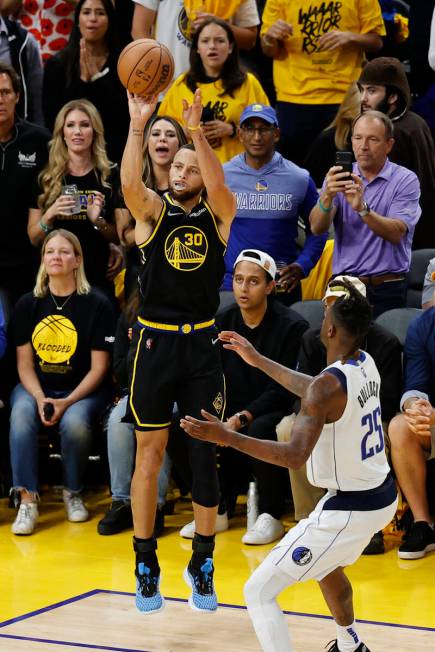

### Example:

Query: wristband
xmin=318 ymin=198 xmax=332 ymax=213
xmin=187 ymin=125 xmax=201 ymax=132
xmin=39 ymin=219 xmax=52 ymax=233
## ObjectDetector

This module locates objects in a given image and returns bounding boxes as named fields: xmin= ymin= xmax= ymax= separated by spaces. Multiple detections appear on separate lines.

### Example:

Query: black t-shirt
xmin=35 ymin=166 xmax=124 ymax=291
xmin=12 ymin=289 xmax=116 ymax=391
xmin=138 ymin=193 xmax=226 ymax=323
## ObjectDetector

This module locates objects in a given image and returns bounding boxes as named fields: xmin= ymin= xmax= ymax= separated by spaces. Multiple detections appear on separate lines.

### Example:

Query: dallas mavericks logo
xmin=292 ymin=546 xmax=312 ymax=566
xmin=165 ymin=226 xmax=208 ymax=271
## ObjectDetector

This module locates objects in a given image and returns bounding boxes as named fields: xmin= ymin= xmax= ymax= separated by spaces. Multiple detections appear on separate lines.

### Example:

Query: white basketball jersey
xmin=307 ymin=351 xmax=391 ymax=491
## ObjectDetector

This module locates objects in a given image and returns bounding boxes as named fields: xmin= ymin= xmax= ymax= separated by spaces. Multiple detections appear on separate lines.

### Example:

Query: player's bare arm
xmin=183 ymin=89 xmax=236 ymax=242
xmin=218 ymin=330 xmax=313 ymax=399
xmin=120 ymin=92 xmax=163 ymax=239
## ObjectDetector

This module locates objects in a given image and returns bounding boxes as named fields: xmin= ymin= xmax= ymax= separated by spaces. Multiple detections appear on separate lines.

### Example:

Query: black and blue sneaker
xmin=184 ymin=558 xmax=217 ymax=613
xmin=135 ymin=562 xmax=164 ymax=614
xmin=326 ymin=641 xmax=370 ymax=651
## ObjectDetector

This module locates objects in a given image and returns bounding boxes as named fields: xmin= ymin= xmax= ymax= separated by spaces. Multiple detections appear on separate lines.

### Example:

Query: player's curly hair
xmin=330 ymin=279 xmax=372 ymax=350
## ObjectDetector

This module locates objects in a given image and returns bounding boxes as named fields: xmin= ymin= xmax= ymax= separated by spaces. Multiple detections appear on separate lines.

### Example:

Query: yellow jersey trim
xmin=203 ymin=198 xmax=228 ymax=248
xmin=137 ymin=199 xmax=166 ymax=249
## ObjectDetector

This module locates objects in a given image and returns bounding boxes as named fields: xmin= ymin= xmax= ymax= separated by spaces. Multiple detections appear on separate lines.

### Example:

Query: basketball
xmin=117 ymin=39 xmax=175 ymax=97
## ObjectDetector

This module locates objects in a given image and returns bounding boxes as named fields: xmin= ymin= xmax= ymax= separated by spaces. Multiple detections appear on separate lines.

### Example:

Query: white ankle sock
xmin=336 ymin=621 xmax=361 ymax=651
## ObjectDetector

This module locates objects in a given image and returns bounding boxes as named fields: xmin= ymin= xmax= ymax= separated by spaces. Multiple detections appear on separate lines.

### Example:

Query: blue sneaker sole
xmin=183 ymin=567 xmax=217 ymax=613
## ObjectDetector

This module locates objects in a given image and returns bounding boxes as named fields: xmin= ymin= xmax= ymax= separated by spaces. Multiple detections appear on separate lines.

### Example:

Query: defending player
xmin=181 ymin=280 xmax=397 ymax=651
xmin=121 ymin=88 xmax=236 ymax=614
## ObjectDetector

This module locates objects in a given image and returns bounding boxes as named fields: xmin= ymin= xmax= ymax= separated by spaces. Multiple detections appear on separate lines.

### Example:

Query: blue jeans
xmin=9 ymin=383 xmax=110 ymax=494
xmin=107 ymin=395 xmax=171 ymax=507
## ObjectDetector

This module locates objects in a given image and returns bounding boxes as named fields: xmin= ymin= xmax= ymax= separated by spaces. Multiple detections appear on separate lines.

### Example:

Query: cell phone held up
xmin=43 ymin=402 xmax=55 ymax=421
xmin=61 ymin=184 xmax=81 ymax=215
xmin=335 ymin=151 xmax=353 ymax=178
xmin=201 ymin=106 xmax=215 ymax=123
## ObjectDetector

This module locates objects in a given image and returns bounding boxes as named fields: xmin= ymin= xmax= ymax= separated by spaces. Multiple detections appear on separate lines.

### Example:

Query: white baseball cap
xmin=234 ymin=249 xmax=277 ymax=280
xmin=323 ymin=275 xmax=367 ymax=303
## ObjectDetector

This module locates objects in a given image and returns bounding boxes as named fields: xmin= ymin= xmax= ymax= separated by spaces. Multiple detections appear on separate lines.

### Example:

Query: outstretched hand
xmin=127 ymin=91 xmax=158 ymax=125
xmin=182 ymin=88 xmax=203 ymax=131
xmin=180 ymin=410 xmax=231 ymax=445
xmin=218 ymin=331 xmax=262 ymax=367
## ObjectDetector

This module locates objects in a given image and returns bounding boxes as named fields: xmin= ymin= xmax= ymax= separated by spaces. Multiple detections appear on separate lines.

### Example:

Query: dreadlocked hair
xmin=330 ymin=279 xmax=372 ymax=350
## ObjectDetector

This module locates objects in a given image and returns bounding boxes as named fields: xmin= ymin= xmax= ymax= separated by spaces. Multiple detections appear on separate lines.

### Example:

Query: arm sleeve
xmin=245 ymin=73 xmax=270 ymax=105
xmin=387 ymin=171 xmax=421 ymax=231
xmin=260 ymin=0 xmax=283 ymax=37
xmin=295 ymin=176 xmax=327 ymax=276
xmin=25 ymin=33 xmax=44 ymax=125
xmin=232 ymin=0 xmax=260 ymax=27
xmin=157 ymin=76 xmax=187 ymax=124
xmin=358 ymin=0 xmax=386 ymax=36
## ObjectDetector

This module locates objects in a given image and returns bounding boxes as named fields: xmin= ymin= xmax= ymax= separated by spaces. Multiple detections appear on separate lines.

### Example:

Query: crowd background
xmin=0 ymin=0 xmax=435 ymax=554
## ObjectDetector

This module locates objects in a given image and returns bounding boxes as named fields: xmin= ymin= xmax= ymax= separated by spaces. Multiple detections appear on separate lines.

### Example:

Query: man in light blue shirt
xmin=223 ymin=103 xmax=327 ymax=304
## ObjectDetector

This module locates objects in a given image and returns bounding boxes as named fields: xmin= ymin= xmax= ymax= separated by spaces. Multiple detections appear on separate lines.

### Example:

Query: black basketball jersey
xmin=137 ymin=193 xmax=227 ymax=323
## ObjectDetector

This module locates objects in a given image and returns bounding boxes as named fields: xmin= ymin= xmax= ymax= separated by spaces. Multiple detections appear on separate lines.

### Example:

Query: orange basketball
xmin=117 ymin=39 xmax=175 ymax=97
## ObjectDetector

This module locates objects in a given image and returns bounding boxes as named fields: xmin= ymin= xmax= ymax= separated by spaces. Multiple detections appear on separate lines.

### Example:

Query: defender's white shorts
xmin=264 ymin=474 xmax=398 ymax=583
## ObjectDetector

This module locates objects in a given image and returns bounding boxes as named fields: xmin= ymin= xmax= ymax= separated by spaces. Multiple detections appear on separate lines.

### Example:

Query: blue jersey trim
xmin=323 ymin=473 xmax=397 ymax=511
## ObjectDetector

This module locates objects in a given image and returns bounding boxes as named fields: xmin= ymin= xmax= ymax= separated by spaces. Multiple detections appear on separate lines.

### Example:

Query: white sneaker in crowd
xmin=11 ymin=502 xmax=39 ymax=535
xmin=242 ymin=513 xmax=284 ymax=545
xmin=63 ymin=489 xmax=89 ymax=522
xmin=179 ymin=512 xmax=229 ymax=539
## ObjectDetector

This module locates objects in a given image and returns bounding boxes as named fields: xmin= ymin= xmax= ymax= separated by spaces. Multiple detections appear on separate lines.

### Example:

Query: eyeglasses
xmin=240 ymin=125 xmax=276 ymax=136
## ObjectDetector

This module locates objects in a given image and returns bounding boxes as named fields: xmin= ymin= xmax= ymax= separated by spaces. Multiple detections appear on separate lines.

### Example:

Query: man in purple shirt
xmin=310 ymin=110 xmax=421 ymax=317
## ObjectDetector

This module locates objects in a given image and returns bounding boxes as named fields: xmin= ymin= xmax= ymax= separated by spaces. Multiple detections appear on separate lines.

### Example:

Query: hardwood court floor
xmin=0 ymin=490 xmax=434 ymax=651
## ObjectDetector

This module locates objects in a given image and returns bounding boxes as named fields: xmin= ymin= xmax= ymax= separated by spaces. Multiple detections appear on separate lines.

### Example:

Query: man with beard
xmin=120 ymin=88 xmax=236 ymax=615
xmin=358 ymin=56 xmax=435 ymax=249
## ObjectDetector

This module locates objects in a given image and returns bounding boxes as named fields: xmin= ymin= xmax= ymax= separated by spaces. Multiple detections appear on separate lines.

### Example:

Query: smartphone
xmin=335 ymin=151 xmax=353 ymax=176
xmin=201 ymin=106 xmax=215 ymax=123
xmin=43 ymin=402 xmax=55 ymax=420
xmin=61 ymin=184 xmax=81 ymax=215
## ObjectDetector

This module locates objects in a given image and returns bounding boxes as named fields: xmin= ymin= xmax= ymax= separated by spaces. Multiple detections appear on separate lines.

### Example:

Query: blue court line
xmin=0 ymin=587 xmax=434 ymax=652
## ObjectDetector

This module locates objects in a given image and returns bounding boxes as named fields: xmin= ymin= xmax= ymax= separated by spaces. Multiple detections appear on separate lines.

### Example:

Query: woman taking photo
xmin=117 ymin=114 xmax=187 ymax=299
xmin=9 ymin=229 xmax=115 ymax=536
xmin=43 ymin=0 xmax=128 ymax=163
xmin=28 ymin=99 xmax=126 ymax=301
xmin=158 ymin=16 xmax=268 ymax=163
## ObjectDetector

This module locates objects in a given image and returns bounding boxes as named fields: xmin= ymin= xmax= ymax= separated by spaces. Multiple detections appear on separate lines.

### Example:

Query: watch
xmin=357 ymin=201 xmax=370 ymax=217
xmin=235 ymin=412 xmax=249 ymax=427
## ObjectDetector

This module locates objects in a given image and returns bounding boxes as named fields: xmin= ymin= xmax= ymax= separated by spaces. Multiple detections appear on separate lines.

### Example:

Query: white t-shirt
xmin=133 ymin=0 xmax=260 ymax=84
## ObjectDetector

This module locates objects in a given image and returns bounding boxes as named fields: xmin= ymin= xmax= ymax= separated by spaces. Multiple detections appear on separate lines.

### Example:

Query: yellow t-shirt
xmin=158 ymin=73 xmax=269 ymax=163
xmin=184 ymin=0 xmax=242 ymax=21
xmin=261 ymin=0 xmax=386 ymax=104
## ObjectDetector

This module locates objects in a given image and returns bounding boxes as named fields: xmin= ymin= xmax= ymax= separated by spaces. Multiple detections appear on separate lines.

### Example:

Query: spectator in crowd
xmin=13 ymin=0 xmax=76 ymax=64
xmin=388 ymin=308 xmax=435 ymax=559
xmin=359 ymin=57 xmax=435 ymax=250
xmin=158 ymin=17 xmax=269 ymax=163
xmin=422 ymin=257 xmax=435 ymax=310
xmin=289 ymin=275 xmax=402 ymax=554
xmin=0 ymin=0 xmax=44 ymax=123
xmin=42 ymin=0 xmax=129 ymax=163
xmin=97 ymin=289 xmax=171 ymax=537
xmin=176 ymin=249 xmax=308 ymax=544
xmin=116 ymin=114 xmax=187 ymax=301
xmin=304 ymin=82 xmax=360 ymax=189
xmin=310 ymin=111 xmax=421 ymax=318
xmin=260 ymin=0 xmax=385 ymax=166
xmin=9 ymin=228 xmax=115 ymax=535
xmin=132 ymin=0 xmax=259 ymax=88
xmin=222 ymin=103 xmax=327 ymax=305
xmin=0 ymin=63 xmax=50 ymax=306
xmin=27 ymin=99 xmax=125 ymax=302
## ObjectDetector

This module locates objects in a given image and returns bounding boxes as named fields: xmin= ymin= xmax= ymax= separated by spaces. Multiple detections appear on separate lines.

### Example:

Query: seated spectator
xmin=97 ymin=289 xmax=171 ymax=537
xmin=388 ymin=307 xmax=435 ymax=559
xmin=9 ymin=229 xmax=115 ymax=536
xmin=310 ymin=111 xmax=421 ymax=318
xmin=260 ymin=0 xmax=385 ymax=165
xmin=27 ymin=99 xmax=126 ymax=302
xmin=0 ymin=2 xmax=44 ymax=123
xmin=176 ymin=249 xmax=308 ymax=544
xmin=158 ymin=17 xmax=268 ymax=163
xmin=116 ymin=114 xmax=187 ymax=301
xmin=0 ymin=63 xmax=50 ymax=307
xmin=222 ymin=103 xmax=326 ymax=305
xmin=304 ymin=82 xmax=360 ymax=189
xmin=132 ymin=0 xmax=259 ymax=92
xmin=422 ymin=257 xmax=435 ymax=310
xmin=289 ymin=275 xmax=402 ymax=554
xmin=42 ymin=0 xmax=129 ymax=163
xmin=358 ymin=57 xmax=435 ymax=250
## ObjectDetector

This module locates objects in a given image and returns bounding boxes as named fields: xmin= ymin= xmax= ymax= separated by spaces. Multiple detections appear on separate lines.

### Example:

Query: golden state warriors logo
xmin=165 ymin=226 xmax=208 ymax=271
xmin=178 ymin=7 xmax=194 ymax=43
xmin=32 ymin=315 xmax=78 ymax=366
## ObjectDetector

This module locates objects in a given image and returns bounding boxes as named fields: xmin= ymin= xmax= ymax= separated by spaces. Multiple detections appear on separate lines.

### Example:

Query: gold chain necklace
xmin=50 ymin=291 xmax=75 ymax=311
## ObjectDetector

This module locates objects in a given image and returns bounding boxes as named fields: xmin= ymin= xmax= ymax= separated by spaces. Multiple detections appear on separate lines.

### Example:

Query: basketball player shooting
xmin=120 ymin=88 xmax=236 ymax=615
xmin=181 ymin=280 xmax=398 ymax=652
